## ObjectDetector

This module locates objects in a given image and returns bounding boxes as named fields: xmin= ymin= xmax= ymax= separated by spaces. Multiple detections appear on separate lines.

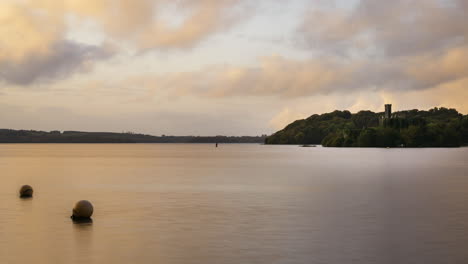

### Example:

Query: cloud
xmin=0 ymin=40 xmax=114 ymax=85
xmin=152 ymin=55 xmax=356 ymax=98
xmin=290 ymin=0 xmax=468 ymax=100
xmin=0 ymin=1 xmax=63 ymax=63
xmin=137 ymin=0 xmax=246 ymax=50
xmin=60 ymin=0 xmax=247 ymax=50
xmin=0 ymin=0 xmax=248 ymax=86
xmin=1 ymin=0 xmax=466 ymax=136
xmin=405 ymin=45 xmax=468 ymax=88
xmin=300 ymin=0 xmax=468 ymax=57
xmin=0 ymin=1 xmax=115 ymax=85
xmin=114 ymin=55 xmax=461 ymax=99
xmin=59 ymin=0 xmax=466 ymax=101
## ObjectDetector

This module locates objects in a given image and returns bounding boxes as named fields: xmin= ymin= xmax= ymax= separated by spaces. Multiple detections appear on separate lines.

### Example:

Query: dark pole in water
xmin=216 ymin=142 xmax=218 ymax=148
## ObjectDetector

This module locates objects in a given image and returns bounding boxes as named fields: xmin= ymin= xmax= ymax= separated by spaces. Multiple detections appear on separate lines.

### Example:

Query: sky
xmin=0 ymin=0 xmax=467 ymax=136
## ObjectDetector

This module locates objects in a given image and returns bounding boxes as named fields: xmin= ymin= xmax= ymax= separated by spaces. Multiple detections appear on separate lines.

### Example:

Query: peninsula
xmin=265 ymin=105 xmax=468 ymax=147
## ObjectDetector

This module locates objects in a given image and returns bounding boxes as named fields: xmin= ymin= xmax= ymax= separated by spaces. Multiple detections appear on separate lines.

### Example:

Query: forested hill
xmin=0 ymin=130 xmax=266 ymax=143
xmin=265 ymin=107 xmax=468 ymax=147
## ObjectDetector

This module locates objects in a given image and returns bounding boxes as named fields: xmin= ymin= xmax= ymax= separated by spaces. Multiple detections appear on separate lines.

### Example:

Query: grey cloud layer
xmin=2 ymin=0 xmax=467 ymax=99
xmin=0 ymin=41 xmax=113 ymax=85
xmin=290 ymin=0 xmax=468 ymax=94
xmin=116 ymin=0 xmax=468 ymax=98
xmin=300 ymin=0 xmax=467 ymax=57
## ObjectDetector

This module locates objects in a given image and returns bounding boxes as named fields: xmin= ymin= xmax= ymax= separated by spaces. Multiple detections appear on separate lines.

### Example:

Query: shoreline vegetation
xmin=265 ymin=107 xmax=468 ymax=148
xmin=0 ymin=130 xmax=266 ymax=144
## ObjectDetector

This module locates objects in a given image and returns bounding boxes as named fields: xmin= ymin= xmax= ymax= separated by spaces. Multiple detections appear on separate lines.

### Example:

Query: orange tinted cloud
xmin=0 ymin=2 xmax=63 ymax=63
xmin=0 ymin=0 xmax=246 ymax=85
xmin=50 ymin=0 xmax=244 ymax=50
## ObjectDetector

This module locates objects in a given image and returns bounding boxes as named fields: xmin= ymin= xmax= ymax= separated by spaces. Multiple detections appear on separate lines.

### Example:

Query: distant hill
xmin=265 ymin=107 xmax=468 ymax=147
xmin=0 ymin=130 xmax=266 ymax=144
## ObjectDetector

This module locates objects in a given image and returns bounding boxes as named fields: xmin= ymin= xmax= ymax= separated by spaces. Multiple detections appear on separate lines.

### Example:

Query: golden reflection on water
xmin=73 ymin=220 xmax=94 ymax=262
xmin=0 ymin=144 xmax=468 ymax=264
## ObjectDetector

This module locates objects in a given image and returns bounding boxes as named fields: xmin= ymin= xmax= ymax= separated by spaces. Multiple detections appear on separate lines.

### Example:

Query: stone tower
xmin=385 ymin=104 xmax=392 ymax=119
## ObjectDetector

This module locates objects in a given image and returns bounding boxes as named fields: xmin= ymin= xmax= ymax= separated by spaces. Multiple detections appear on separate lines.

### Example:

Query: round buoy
xmin=19 ymin=185 xmax=33 ymax=198
xmin=71 ymin=200 xmax=94 ymax=220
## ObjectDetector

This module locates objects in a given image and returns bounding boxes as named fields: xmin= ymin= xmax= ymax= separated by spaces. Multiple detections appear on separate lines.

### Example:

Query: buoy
xmin=71 ymin=200 xmax=94 ymax=220
xmin=19 ymin=185 xmax=33 ymax=198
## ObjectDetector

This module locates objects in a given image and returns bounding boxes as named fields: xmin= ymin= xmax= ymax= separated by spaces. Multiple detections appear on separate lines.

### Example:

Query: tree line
xmin=265 ymin=107 xmax=468 ymax=147
xmin=0 ymin=130 xmax=266 ymax=144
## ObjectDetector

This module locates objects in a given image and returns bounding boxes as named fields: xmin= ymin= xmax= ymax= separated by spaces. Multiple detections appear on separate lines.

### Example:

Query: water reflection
xmin=73 ymin=217 xmax=94 ymax=262
xmin=0 ymin=144 xmax=467 ymax=264
xmin=18 ymin=195 xmax=33 ymax=212
xmin=72 ymin=218 xmax=94 ymax=225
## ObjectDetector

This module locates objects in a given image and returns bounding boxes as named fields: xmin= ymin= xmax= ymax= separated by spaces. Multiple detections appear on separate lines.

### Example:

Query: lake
xmin=0 ymin=144 xmax=467 ymax=264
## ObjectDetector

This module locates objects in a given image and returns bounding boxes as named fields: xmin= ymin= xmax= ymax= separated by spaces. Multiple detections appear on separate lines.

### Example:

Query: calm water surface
xmin=0 ymin=144 xmax=467 ymax=264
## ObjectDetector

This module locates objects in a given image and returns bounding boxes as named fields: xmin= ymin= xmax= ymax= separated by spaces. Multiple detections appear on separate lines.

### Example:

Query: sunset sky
xmin=1 ymin=0 xmax=467 ymax=135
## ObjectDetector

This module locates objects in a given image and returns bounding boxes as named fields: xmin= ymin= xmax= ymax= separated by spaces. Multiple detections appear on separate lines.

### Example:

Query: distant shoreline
xmin=0 ymin=129 xmax=266 ymax=144
xmin=0 ymin=142 xmax=263 ymax=144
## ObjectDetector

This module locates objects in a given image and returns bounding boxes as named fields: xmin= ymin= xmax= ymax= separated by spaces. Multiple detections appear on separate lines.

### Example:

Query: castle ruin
xmin=379 ymin=104 xmax=407 ymax=127
xmin=380 ymin=104 xmax=393 ymax=126
xmin=384 ymin=104 xmax=392 ymax=119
